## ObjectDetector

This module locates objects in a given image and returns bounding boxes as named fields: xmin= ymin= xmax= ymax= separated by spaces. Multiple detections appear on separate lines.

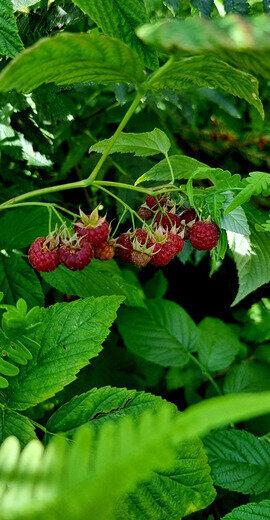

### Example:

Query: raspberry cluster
xmin=28 ymin=196 xmax=220 ymax=273
xmin=116 ymin=194 xmax=220 ymax=268
xmin=29 ymin=208 xmax=113 ymax=273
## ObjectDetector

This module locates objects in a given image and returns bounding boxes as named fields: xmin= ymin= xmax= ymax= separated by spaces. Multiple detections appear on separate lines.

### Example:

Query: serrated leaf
xmin=0 ymin=409 xmax=36 ymax=446
xmin=149 ymin=56 xmax=263 ymax=116
xmin=90 ymin=129 xmax=171 ymax=157
xmin=117 ymin=299 xmax=200 ymax=367
xmin=221 ymin=500 xmax=270 ymax=519
xmin=0 ymin=124 xmax=52 ymax=167
xmin=136 ymin=15 xmax=270 ymax=78
xmin=192 ymin=0 xmax=214 ymax=17
xmin=48 ymin=386 xmax=215 ymax=519
xmin=42 ymin=261 xmax=145 ymax=308
xmin=0 ymin=33 xmax=144 ymax=94
xmin=0 ymin=0 xmax=23 ymax=58
xmin=223 ymin=0 xmax=250 ymax=14
xmin=72 ymin=0 xmax=158 ymax=70
xmin=5 ymin=296 xmax=124 ymax=410
xmin=225 ymin=172 xmax=270 ymax=214
xmin=242 ymin=298 xmax=270 ymax=343
xmin=198 ymin=318 xmax=241 ymax=372
xmin=221 ymin=207 xmax=250 ymax=235
xmin=205 ymin=192 xmax=227 ymax=221
xmin=0 ymin=253 xmax=44 ymax=308
xmin=224 ymin=363 xmax=270 ymax=394
xmin=228 ymin=227 xmax=270 ymax=306
xmin=204 ymin=429 xmax=270 ymax=494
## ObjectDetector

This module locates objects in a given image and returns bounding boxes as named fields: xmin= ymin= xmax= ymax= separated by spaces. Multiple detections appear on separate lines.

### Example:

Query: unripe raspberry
xmin=131 ymin=250 xmax=151 ymax=267
xmin=138 ymin=206 xmax=153 ymax=221
xmin=94 ymin=242 xmax=115 ymax=261
xmin=190 ymin=221 xmax=219 ymax=251
xmin=29 ymin=237 xmax=60 ymax=272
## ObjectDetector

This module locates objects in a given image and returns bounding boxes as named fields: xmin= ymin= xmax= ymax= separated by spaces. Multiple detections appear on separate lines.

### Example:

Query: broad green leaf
xmin=117 ymin=299 xmax=200 ymax=367
xmin=0 ymin=253 xmax=44 ymax=307
xmin=144 ymin=270 xmax=168 ymax=299
xmin=72 ymin=0 xmax=158 ymax=69
xmin=223 ymin=0 xmax=249 ymax=13
xmin=0 ymin=124 xmax=52 ymax=167
xmin=204 ymin=429 xmax=270 ymax=494
xmin=12 ymin=0 xmax=38 ymax=9
xmin=0 ymin=33 xmax=144 ymax=94
xmin=221 ymin=500 xmax=270 ymax=519
xmin=0 ymin=409 xmax=36 ymax=446
xmin=0 ymin=207 xmax=58 ymax=250
xmin=242 ymin=299 xmax=270 ymax=343
xmin=48 ymin=386 xmax=215 ymax=520
xmin=0 ymin=0 xmax=23 ymax=58
xmin=90 ymin=129 xmax=171 ymax=156
xmin=225 ymin=172 xmax=270 ymax=214
xmin=228 ymin=227 xmax=270 ymax=306
xmin=224 ymin=363 xmax=270 ymax=394
xmin=205 ymin=192 xmax=226 ymax=221
xmin=198 ymin=318 xmax=241 ymax=372
xmin=220 ymin=206 xmax=250 ymax=235
xmin=136 ymin=15 xmax=270 ymax=78
xmin=149 ymin=56 xmax=263 ymax=116
xmin=5 ymin=296 xmax=124 ymax=410
xmin=42 ymin=261 xmax=145 ymax=308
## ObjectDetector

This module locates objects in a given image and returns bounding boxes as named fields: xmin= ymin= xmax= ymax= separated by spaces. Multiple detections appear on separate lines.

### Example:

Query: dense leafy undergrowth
xmin=0 ymin=1 xmax=269 ymax=519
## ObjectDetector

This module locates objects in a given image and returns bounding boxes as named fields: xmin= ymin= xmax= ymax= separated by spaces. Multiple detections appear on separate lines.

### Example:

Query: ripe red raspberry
xmin=151 ymin=232 xmax=184 ymax=267
xmin=131 ymin=250 xmax=151 ymax=267
xmin=74 ymin=208 xmax=109 ymax=247
xmin=29 ymin=237 xmax=60 ymax=272
xmin=94 ymin=241 xmax=115 ymax=261
xmin=190 ymin=221 xmax=219 ymax=251
xmin=134 ymin=228 xmax=154 ymax=248
xmin=155 ymin=211 xmax=181 ymax=230
xmin=116 ymin=233 xmax=133 ymax=263
xmin=145 ymin=194 xmax=167 ymax=210
xmin=59 ymin=238 xmax=94 ymax=271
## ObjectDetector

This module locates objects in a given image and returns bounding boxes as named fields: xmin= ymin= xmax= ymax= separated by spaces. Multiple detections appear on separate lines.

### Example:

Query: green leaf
xmin=0 ymin=409 xmax=36 ymax=446
xmin=225 ymin=172 xmax=270 ymax=214
xmin=144 ymin=270 xmax=168 ymax=299
xmin=117 ymin=299 xmax=200 ymax=367
xmin=135 ymin=155 xmax=217 ymax=185
xmin=228 ymin=227 xmax=270 ymax=306
xmin=0 ymin=207 xmax=58 ymax=250
xmin=72 ymin=0 xmax=158 ymax=70
xmin=136 ymin=15 xmax=270 ymax=78
xmin=192 ymin=0 xmax=214 ymax=17
xmin=90 ymin=128 xmax=171 ymax=156
xmin=42 ymin=261 xmax=145 ymax=308
xmin=242 ymin=298 xmax=270 ymax=344
xmin=149 ymin=56 xmax=263 ymax=117
xmin=221 ymin=500 xmax=270 ymax=519
xmin=204 ymin=429 xmax=270 ymax=494
xmin=0 ymin=0 xmax=23 ymax=58
xmin=0 ymin=33 xmax=144 ymax=94
xmin=198 ymin=318 xmax=241 ymax=372
xmin=205 ymin=192 xmax=226 ymax=221
xmin=12 ymin=0 xmax=38 ymax=9
xmin=220 ymin=205 xmax=250 ymax=236
xmin=48 ymin=385 xmax=215 ymax=520
xmin=223 ymin=0 xmax=250 ymax=14
xmin=224 ymin=363 xmax=270 ymax=394
xmin=5 ymin=296 xmax=124 ymax=410
xmin=0 ymin=253 xmax=44 ymax=307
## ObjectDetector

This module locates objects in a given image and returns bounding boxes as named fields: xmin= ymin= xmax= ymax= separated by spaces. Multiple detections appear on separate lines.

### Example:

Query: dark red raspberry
xmin=29 ymin=237 xmax=60 ymax=272
xmin=151 ymin=232 xmax=184 ymax=267
xmin=94 ymin=241 xmax=115 ymax=261
xmin=155 ymin=211 xmax=181 ymax=230
xmin=190 ymin=221 xmax=220 ymax=251
xmin=59 ymin=238 xmax=93 ymax=271
xmin=116 ymin=233 xmax=133 ymax=263
xmin=145 ymin=194 xmax=167 ymax=210
xmin=138 ymin=206 xmax=153 ymax=221
xmin=135 ymin=228 xmax=154 ymax=248
xmin=75 ymin=219 xmax=109 ymax=247
xmin=181 ymin=208 xmax=197 ymax=224
xmin=131 ymin=250 xmax=151 ymax=267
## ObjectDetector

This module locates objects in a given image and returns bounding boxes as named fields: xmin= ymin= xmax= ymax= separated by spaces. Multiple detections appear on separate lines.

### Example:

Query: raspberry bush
xmin=0 ymin=2 xmax=269 ymax=520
